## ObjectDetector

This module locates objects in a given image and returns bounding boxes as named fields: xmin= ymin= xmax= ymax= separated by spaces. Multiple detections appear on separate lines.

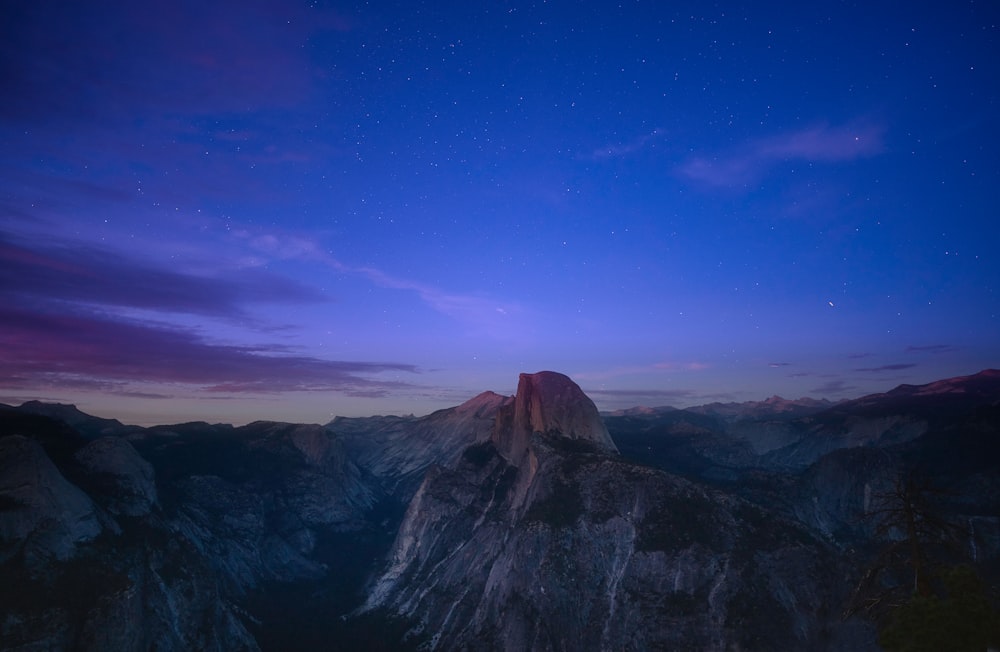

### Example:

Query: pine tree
xmin=845 ymin=470 xmax=1000 ymax=651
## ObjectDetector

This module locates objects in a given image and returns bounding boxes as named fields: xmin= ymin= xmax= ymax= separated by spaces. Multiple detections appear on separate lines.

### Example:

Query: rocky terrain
xmin=1 ymin=369 xmax=998 ymax=650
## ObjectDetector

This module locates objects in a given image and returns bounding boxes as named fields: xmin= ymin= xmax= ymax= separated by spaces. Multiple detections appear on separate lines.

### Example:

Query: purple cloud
xmin=0 ymin=231 xmax=325 ymax=319
xmin=0 ymin=303 xmax=417 ymax=395
xmin=585 ymin=387 xmax=735 ymax=407
xmin=236 ymin=228 xmax=525 ymax=338
xmin=853 ymin=363 xmax=918 ymax=373
xmin=679 ymin=121 xmax=885 ymax=188
xmin=809 ymin=379 xmax=857 ymax=395
xmin=586 ymin=388 xmax=699 ymax=400
xmin=1 ymin=1 xmax=350 ymax=124
xmin=906 ymin=344 xmax=956 ymax=354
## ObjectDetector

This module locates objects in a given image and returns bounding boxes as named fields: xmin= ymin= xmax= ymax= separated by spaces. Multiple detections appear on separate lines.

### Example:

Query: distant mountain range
xmin=1 ymin=369 xmax=998 ymax=650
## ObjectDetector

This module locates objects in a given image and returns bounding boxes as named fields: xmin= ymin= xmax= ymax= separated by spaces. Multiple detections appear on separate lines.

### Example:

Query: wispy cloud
xmin=906 ymin=344 xmax=956 ymax=354
xmin=678 ymin=121 xmax=885 ymax=188
xmin=0 ymin=230 xmax=325 ymax=320
xmin=854 ymin=363 xmax=918 ymax=373
xmin=586 ymin=387 xmax=697 ymax=400
xmin=809 ymin=379 xmax=857 ymax=395
xmin=587 ymin=128 xmax=665 ymax=160
xmin=0 ymin=228 xmax=422 ymax=398
xmin=238 ymin=228 xmax=524 ymax=336
xmin=1 ymin=2 xmax=351 ymax=124
xmin=0 ymin=303 xmax=417 ymax=395
xmin=573 ymin=361 xmax=710 ymax=382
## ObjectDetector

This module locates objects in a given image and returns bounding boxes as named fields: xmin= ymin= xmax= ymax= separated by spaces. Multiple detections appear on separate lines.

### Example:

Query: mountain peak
xmin=492 ymin=371 xmax=617 ymax=465
xmin=454 ymin=391 xmax=509 ymax=417
xmin=880 ymin=368 xmax=1000 ymax=400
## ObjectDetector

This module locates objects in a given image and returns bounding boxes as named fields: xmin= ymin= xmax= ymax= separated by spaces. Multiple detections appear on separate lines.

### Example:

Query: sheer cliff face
xmin=492 ymin=371 xmax=617 ymax=468
xmin=364 ymin=372 xmax=869 ymax=651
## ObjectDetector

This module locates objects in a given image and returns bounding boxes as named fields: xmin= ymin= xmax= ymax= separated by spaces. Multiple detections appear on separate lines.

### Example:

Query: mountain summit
xmin=492 ymin=371 xmax=617 ymax=466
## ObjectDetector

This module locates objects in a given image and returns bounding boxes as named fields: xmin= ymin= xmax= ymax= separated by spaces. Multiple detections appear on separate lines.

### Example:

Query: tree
xmin=846 ymin=471 xmax=962 ymax=619
xmin=846 ymin=470 xmax=1000 ymax=651
xmin=879 ymin=565 xmax=1000 ymax=652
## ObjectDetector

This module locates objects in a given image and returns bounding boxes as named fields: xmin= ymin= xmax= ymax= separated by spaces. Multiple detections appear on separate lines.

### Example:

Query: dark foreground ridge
xmin=1 ymin=369 xmax=999 ymax=650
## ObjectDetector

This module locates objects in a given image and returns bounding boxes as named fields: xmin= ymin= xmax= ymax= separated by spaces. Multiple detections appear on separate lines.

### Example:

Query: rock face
xmin=362 ymin=372 xmax=871 ymax=651
xmin=75 ymin=436 xmax=157 ymax=516
xmin=0 ymin=412 xmax=380 ymax=651
xmin=2 ymin=369 xmax=998 ymax=651
xmin=0 ymin=435 xmax=101 ymax=564
xmin=493 ymin=371 xmax=616 ymax=467
xmin=330 ymin=390 xmax=508 ymax=498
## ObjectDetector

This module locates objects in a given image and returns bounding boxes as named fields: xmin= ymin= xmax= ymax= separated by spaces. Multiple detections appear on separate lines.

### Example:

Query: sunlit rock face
xmin=493 ymin=371 xmax=617 ymax=468
xmin=363 ymin=372 xmax=871 ymax=651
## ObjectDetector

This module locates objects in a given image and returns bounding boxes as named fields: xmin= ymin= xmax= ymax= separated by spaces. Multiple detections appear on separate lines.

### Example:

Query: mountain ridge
xmin=1 ymin=369 xmax=998 ymax=650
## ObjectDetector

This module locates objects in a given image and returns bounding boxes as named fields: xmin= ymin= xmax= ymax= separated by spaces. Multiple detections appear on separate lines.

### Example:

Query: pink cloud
xmin=0 ymin=304 xmax=417 ymax=396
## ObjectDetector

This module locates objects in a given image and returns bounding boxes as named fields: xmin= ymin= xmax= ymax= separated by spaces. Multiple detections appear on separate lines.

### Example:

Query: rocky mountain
xmin=1 ymin=369 xmax=998 ymax=650
xmin=328 ymin=390 xmax=506 ymax=499
xmin=685 ymin=395 xmax=837 ymax=421
xmin=360 ymin=371 xmax=872 ymax=650
xmin=609 ymin=369 xmax=1000 ymax=563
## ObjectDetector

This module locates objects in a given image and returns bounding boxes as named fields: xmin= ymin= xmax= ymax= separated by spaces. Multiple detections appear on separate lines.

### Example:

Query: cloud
xmin=238 ymin=229 xmax=523 ymax=336
xmin=0 ymin=1 xmax=351 ymax=124
xmin=0 ymin=303 xmax=417 ymax=395
xmin=0 ymin=230 xmax=325 ymax=320
xmin=768 ymin=362 xmax=792 ymax=367
xmin=906 ymin=344 xmax=956 ymax=354
xmin=0 ymin=228 xmax=393 ymax=400
xmin=809 ymin=379 xmax=857 ymax=395
xmin=353 ymin=264 xmax=522 ymax=329
xmin=586 ymin=388 xmax=699 ymax=401
xmin=853 ymin=363 xmax=918 ymax=373
xmin=678 ymin=121 xmax=885 ymax=188
xmin=588 ymin=129 xmax=666 ymax=160
xmin=572 ymin=362 xmax=710 ymax=384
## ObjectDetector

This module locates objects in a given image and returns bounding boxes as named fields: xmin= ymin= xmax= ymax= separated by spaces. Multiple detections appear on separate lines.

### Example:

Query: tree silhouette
xmin=845 ymin=470 xmax=1000 ymax=651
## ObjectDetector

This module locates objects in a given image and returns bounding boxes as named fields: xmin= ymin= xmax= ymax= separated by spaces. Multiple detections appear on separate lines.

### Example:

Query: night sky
xmin=2 ymin=0 xmax=998 ymax=426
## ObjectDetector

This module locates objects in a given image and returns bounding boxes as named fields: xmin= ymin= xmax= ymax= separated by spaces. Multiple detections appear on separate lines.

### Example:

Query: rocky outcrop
xmin=75 ymin=436 xmax=157 ymax=516
xmin=14 ymin=401 xmax=129 ymax=438
xmin=364 ymin=438 xmax=872 ymax=650
xmin=0 ymin=416 xmax=380 ymax=651
xmin=362 ymin=372 xmax=873 ymax=650
xmin=0 ymin=435 xmax=101 ymax=565
xmin=3 ymin=369 xmax=997 ymax=651
xmin=330 ymin=390 xmax=508 ymax=498
xmin=492 ymin=371 xmax=617 ymax=468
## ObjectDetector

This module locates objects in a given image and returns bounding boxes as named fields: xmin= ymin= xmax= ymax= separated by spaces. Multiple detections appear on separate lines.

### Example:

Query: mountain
xmin=360 ymin=371 xmax=872 ymax=650
xmin=685 ymin=395 xmax=836 ymax=421
xmin=11 ymin=400 xmax=131 ymax=438
xmin=608 ymin=369 xmax=1000 ymax=550
xmin=329 ymin=390 xmax=506 ymax=499
xmin=1 ymin=369 xmax=998 ymax=650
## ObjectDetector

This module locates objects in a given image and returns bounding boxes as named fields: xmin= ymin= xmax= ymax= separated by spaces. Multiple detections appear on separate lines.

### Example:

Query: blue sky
xmin=2 ymin=0 xmax=997 ymax=425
